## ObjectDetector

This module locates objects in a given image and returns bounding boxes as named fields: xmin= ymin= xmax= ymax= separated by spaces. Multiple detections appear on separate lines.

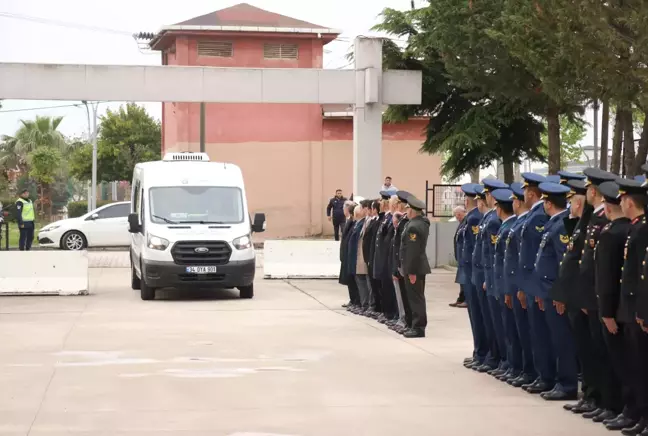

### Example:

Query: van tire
xmin=140 ymin=283 xmax=156 ymax=301
xmin=131 ymin=263 xmax=141 ymax=290
xmin=239 ymin=285 xmax=254 ymax=299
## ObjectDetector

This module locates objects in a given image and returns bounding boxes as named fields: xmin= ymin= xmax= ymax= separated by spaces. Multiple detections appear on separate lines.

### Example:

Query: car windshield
xmin=149 ymin=186 xmax=244 ymax=224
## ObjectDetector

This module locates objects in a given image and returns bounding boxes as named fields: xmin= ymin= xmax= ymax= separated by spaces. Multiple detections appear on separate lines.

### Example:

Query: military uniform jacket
xmin=483 ymin=211 xmax=502 ymax=296
xmin=461 ymin=208 xmax=483 ymax=282
xmin=494 ymin=216 xmax=517 ymax=297
xmin=454 ymin=217 xmax=468 ymax=285
xmin=550 ymin=204 xmax=592 ymax=306
xmin=372 ymin=212 xmax=393 ymax=279
xmin=635 ymin=218 xmax=648 ymax=321
xmin=393 ymin=217 xmax=409 ymax=275
xmin=519 ymin=201 xmax=549 ymax=297
xmin=472 ymin=209 xmax=494 ymax=288
xmin=619 ymin=215 xmax=648 ymax=323
xmin=402 ymin=215 xmax=432 ymax=276
xmin=504 ymin=212 xmax=528 ymax=296
xmin=577 ymin=206 xmax=608 ymax=310
xmin=363 ymin=215 xmax=381 ymax=273
xmin=534 ymin=209 xmax=570 ymax=299
xmin=595 ymin=217 xmax=631 ymax=319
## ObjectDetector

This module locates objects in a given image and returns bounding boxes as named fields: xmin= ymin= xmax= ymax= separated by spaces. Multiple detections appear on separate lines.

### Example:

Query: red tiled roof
xmin=174 ymin=3 xmax=330 ymax=29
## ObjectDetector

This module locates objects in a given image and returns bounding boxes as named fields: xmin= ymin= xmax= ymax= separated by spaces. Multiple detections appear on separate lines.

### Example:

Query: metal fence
xmin=424 ymin=182 xmax=464 ymax=218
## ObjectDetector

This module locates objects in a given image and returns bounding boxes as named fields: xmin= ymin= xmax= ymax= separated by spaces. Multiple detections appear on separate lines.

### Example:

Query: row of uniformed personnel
xmin=456 ymin=167 xmax=648 ymax=434
xmin=339 ymin=191 xmax=432 ymax=338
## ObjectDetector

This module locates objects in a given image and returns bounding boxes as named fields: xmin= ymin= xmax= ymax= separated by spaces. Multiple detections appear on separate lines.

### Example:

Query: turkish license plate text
xmin=186 ymin=266 xmax=218 ymax=274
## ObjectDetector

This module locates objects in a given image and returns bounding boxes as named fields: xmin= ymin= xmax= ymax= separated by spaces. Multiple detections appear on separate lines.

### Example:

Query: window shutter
xmin=264 ymin=43 xmax=299 ymax=60
xmin=197 ymin=41 xmax=233 ymax=57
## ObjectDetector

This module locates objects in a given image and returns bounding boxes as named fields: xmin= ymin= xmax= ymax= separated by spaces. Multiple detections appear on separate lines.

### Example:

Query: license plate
xmin=185 ymin=266 xmax=217 ymax=274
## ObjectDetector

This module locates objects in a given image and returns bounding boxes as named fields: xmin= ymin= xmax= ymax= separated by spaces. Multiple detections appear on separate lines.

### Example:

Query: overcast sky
xmin=0 ymin=0 xmax=420 ymax=138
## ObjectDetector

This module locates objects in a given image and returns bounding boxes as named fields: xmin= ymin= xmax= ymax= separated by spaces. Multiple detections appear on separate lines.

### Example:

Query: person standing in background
xmin=382 ymin=177 xmax=398 ymax=193
xmin=326 ymin=189 xmax=347 ymax=241
xmin=450 ymin=205 xmax=468 ymax=308
xmin=16 ymin=189 xmax=35 ymax=251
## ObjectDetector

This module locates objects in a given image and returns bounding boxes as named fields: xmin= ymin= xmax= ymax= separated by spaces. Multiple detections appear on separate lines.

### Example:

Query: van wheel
xmin=131 ymin=263 xmax=141 ymax=290
xmin=140 ymin=280 xmax=156 ymax=301
xmin=239 ymin=285 xmax=254 ymax=299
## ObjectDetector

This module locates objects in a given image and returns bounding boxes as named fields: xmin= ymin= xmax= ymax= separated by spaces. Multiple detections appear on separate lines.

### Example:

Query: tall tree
xmin=600 ymin=101 xmax=610 ymax=170
xmin=70 ymin=103 xmax=161 ymax=182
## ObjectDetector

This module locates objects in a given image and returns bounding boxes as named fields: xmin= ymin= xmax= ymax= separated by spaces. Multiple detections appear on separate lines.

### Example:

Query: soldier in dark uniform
xmin=392 ymin=191 xmax=413 ymax=334
xmin=482 ymin=179 xmax=510 ymax=377
xmin=492 ymin=189 xmax=521 ymax=381
xmin=461 ymin=184 xmax=489 ymax=368
xmin=471 ymin=186 xmax=501 ymax=372
xmin=373 ymin=192 xmax=398 ymax=324
xmin=400 ymin=195 xmax=431 ymax=338
xmin=504 ymin=183 xmax=537 ymax=387
xmin=605 ymin=178 xmax=648 ymax=432
xmin=590 ymin=181 xmax=631 ymax=429
xmin=518 ymin=173 xmax=554 ymax=393
xmin=340 ymin=201 xmax=360 ymax=310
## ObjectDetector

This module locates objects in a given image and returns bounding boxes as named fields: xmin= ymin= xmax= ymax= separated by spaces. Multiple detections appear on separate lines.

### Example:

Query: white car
xmin=38 ymin=201 xmax=131 ymax=250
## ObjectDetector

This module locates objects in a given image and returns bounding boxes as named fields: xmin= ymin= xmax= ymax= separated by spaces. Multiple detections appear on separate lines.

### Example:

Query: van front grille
xmin=171 ymin=240 xmax=232 ymax=265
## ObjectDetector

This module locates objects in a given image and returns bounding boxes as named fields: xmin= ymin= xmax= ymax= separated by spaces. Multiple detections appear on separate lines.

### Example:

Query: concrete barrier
xmin=0 ymin=251 xmax=89 ymax=296
xmin=264 ymin=240 xmax=340 ymax=279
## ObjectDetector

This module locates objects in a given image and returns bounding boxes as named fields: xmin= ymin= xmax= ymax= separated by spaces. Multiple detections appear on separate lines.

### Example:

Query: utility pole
xmin=200 ymin=102 xmax=206 ymax=153
xmin=82 ymin=101 xmax=99 ymax=211
xmin=593 ymin=100 xmax=599 ymax=168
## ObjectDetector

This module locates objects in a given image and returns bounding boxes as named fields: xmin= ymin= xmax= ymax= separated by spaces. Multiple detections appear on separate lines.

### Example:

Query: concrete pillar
xmin=353 ymin=37 xmax=383 ymax=199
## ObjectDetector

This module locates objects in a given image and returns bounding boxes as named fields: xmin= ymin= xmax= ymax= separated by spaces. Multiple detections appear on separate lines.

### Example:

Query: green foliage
xmin=67 ymin=200 xmax=113 ymax=218
xmin=28 ymin=147 xmax=62 ymax=185
xmin=70 ymin=103 xmax=161 ymax=182
xmin=540 ymin=115 xmax=587 ymax=168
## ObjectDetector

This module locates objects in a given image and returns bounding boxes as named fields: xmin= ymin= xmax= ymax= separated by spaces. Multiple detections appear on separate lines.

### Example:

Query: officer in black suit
xmin=604 ymin=178 xmax=648 ymax=432
xmin=392 ymin=191 xmax=413 ymax=334
xmin=400 ymin=195 xmax=432 ymax=338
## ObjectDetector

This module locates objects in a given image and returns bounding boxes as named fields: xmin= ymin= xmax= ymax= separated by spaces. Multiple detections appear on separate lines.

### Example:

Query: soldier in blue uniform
xmin=470 ymin=186 xmax=501 ymax=372
xmin=535 ymin=182 xmax=578 ymax=401
xmin=492 ymin=188 xmax=522 ymax=382
xmin=481 ymin=178 xmax=510 ymax=376
xmin=461 ymin=184 xmax=489 ymax=368
xmin=518 ymin=173 xmax=554 ymax=394
xmin=504 ymin=182 xmax=538 ymax=388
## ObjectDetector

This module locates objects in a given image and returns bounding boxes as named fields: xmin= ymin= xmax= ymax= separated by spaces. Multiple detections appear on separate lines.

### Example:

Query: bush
xmin=67 ymin=200 xmax=114 ymax=218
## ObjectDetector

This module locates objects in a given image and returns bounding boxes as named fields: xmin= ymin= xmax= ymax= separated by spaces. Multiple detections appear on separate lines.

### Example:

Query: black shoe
xmin=509 ymin=374 xmax=534 ymax=387
xmin=490 ymin=368 xmax=507 ymax=377
xmin=572 ymin=400 xmax=597 ymax=414
xmin=463 ymin=357 xmax=474 ymax=364
xmin=622 ymin=419 xmax=646 ymax=436
xmin=541 ymin=389 xmax=578 ymax=401
xmin=476 ymin=364 xmax=496 ymax=373
xmin=594 ymin=410 xmax=619 ymax=423
xmin=604 ymin=413 xmax=626 ymax=426
xmin=583 ymin=408 xmax=605 ymax=420
xmin=607 ymin=416 xmax=638 ymax=431
xmin=564 ymin=399 xmax=586 ymax=412
xmin=403 ymin=328 xmax=425 ymax=338
xmin=522 ymin=379 xmax=540 ymax=391
xmin=449 ymin=301 xmax=460 ymax=307
xmin=526 ymin=382 xmax=554 ymax=394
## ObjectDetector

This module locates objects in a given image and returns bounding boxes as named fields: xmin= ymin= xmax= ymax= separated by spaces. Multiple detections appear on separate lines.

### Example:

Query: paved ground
xmin=1 ymin=268 xmax=611 ymax=436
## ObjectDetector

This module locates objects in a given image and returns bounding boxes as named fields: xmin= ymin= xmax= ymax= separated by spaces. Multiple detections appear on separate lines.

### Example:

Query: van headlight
xmin=147 ymin=233 xmax=169 ymax=250
xmin=233 ymin=234 xmax=252 ymax=250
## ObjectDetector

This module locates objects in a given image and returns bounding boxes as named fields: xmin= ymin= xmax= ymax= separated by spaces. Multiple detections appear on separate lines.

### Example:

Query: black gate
xmin=424 ymin=182 xmax=464 ymax=218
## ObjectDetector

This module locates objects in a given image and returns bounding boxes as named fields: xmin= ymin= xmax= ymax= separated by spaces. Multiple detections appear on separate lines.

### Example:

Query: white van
xmin=128 ymin=152 xmax=266 ymax=301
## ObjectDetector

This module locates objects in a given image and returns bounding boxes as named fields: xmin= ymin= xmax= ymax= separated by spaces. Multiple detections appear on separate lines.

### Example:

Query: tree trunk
xmin=635 ymin=113 xmax=648 ymax=176
xmin=600 ymin=100 xmax=610 ymax=170
xmin=623 ymin=108 xmax=636 ymax=177
xmin=470 ymin=168 xmax=480 ymax=183
xmin=610 ymin=109 xmax=623 ymax=175
xmin=502 ymin=156 xmax=514 ymax=184
xmin=546 ymin=107 xmax=561 ymax=173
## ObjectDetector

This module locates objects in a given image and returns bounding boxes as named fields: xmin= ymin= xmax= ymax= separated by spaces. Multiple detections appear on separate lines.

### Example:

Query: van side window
xmin=132 ymin=181 xmax=141 ymax=215
xmin=139 ymin=189 xmax=145 ymax=234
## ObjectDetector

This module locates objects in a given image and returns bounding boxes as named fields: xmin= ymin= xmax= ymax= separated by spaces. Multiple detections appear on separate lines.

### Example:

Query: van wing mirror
xmin=251 ymin=213 xmax=266 ymax=233
xmin=128 ymin=213 xmax=141 ymax=233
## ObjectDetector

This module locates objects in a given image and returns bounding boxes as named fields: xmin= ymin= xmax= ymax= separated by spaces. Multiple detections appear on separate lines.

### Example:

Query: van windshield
xmin=149 ymin=186 xmax=244 ymax=224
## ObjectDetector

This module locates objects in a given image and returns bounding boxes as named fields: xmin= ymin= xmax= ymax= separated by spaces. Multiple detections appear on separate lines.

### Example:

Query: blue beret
xmin=396 ymin=190 xmax=411 ymax=203
xmin=545 ymin=175 xmax=561 ymax=184
xmin=521 ymin=172 xmax=546 ymax=188
xmin=461 ymin=183 xmax=479 ymax=197
xmin=474 ymin=185 xmax=486 ymax=199
xmin=539 ymin=181 xmax=570 ymax=198
xmin=379 ymin=190 xmax=392 ymax=200
xmin=557 ymin=170 xmax=586 ymax=184
xmin=492 ymin=188 xmax=514 ymax=204
xmin=482 ymin=178 xmax=509 ymax=192
xmin=635 ymin=175 xmax=646 ymax=184
xmin=509 ymin=182 xmax=525 ymax=200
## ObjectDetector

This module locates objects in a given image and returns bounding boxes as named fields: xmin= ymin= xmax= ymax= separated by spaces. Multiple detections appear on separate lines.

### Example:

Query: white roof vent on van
xmin=162 ymin=152 xmax=210 ymax=162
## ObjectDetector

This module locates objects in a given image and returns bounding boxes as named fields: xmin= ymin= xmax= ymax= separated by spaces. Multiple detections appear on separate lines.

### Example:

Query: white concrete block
xmin=0 ymin=251 xmax=89 ymax=296
xmin=263 ymin=240 xmax=340 ymax=279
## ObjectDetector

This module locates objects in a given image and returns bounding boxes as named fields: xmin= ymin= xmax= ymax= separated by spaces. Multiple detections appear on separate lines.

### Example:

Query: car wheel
xmin=131 ymin=263 xmax=141 ymax=290
xmin=239 ymin=285 xmax=254 ymax=299
xmin=62 ymin=231 xmax=86 ymax=251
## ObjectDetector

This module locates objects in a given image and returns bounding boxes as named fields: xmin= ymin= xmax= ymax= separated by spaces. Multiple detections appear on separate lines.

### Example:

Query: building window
xmin=197 ymin=41 xmax=233 ymax=57
xmin=263 ymin=43 xmax=299 ymax=60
